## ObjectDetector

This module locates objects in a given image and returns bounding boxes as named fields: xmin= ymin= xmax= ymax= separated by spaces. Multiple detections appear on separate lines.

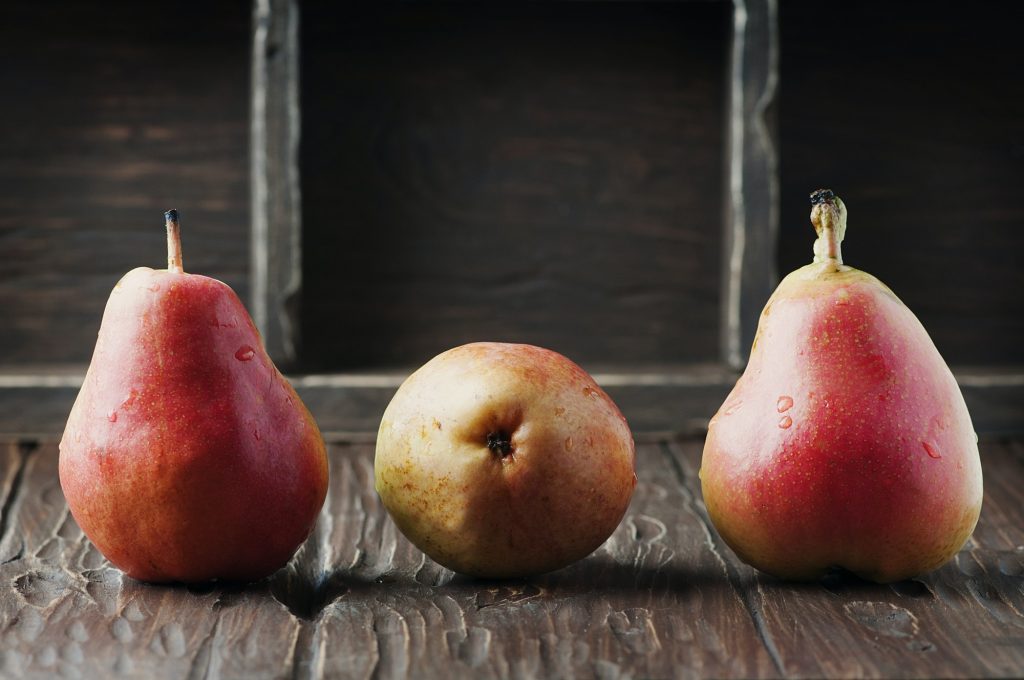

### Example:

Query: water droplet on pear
xmin=235 ymin=346 xmax=255 ymax=362
xmin=777 ymin=395 xmax=794 ymax=413
xmin=120 ymin=390 xmax=138 ymax=410
xmin=778 ymin=415 xmax=792 ymax=429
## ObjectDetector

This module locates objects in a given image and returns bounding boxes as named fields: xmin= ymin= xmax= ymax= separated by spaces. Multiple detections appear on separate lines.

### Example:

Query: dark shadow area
xmin=298 ymin=1 xmax=728 ymax=370
xmin=779 ymin=1 xmax=1024 ymax=365
xmin=268 ymin=566 xmax=352 ymax=621
xmin=261 ymin=553 xmax=716 ymax=621
xmin=752 ymin=567 xmax=937 ymax=601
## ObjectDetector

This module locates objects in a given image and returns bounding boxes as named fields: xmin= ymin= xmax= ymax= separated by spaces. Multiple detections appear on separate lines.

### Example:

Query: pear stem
xmin=165 ymin=209 xmax=184 ymax=273
xmin=810 ymin=189 xmax=846 ymax=267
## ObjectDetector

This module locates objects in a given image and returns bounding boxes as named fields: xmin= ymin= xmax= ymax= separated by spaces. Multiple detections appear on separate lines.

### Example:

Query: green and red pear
xmin=375 ymin=342 xmax=637 ymax=578
xmin=700 ymin=190 xmax=982 ymax=583
xmin=60 ymin=210 xmax=328 ymax=583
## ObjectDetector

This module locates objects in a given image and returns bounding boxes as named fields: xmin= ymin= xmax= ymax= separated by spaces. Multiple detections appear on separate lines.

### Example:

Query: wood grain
xmin=0 ymin=440 xmax=302 ymax=679
xmin=297 ymin=441 xmax=777 ymax=679
xmin=722 ymin=0 xmax=780 ymax=370
xmin=1 ymin=437 xmax=1022 ymax=678
xmin=672 ymin=438 xmax=1024 ymax=678
xmin=298 ymin=2 xmax=729 ymax=370
xmin=251 ymin=0 xmax=303 ymax=367
xmin=0 ymin=1 xmax=251 ymax=365
xmin=778 ymin=2 xmax=1024 ymax=366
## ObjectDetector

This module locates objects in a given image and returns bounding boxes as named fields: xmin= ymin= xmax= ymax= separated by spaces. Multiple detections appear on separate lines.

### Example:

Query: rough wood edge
xmin=251 ymin=0 xmax=302 ymax=366
xmin=722 ymin=0 xmax=780 ymax=370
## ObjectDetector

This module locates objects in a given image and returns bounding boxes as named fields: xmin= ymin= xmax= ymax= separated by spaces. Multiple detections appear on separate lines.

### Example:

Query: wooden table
xmin=1 ymin=436 xmax=1022 ymax=679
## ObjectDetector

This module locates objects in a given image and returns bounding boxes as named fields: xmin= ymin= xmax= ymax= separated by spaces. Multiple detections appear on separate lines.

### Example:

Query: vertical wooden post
xmin=251 ymin=0 xmax=302 ymax=365
xmin=722 ymin=0 xmax=779 ymax=370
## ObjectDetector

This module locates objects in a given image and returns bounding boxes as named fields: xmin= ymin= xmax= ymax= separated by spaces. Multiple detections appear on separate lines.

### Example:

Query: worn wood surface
xmin=722 ymin=0 xmax=779 ymax=370
xmin=0 ymin=1 xmax=251 ymax=365
xmin=1 ymin=437 xmax=1022 ymax=678
xmin=251 ymin=0 xmax=303 ymax=367
xmin=298 ymin=2 xmax=729 ymax=371
xmin=778 ymin=2 xmax=1024 ymax=366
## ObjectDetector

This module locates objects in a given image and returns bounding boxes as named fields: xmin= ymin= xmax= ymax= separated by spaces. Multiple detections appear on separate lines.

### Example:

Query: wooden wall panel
xmin=778 ymin=2 xmax=1024 ymax=366
xmin=299 ymin=3 xmax=730 ymax=370
xmin=0 ymin=1 xmax=251 ymax=365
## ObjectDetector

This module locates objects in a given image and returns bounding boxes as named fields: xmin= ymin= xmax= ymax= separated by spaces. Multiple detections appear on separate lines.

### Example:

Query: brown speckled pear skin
xmin=59 ymin=212 xmax=328 ymax=583
xmin=700 ymin=192 xmax=982 ymax=583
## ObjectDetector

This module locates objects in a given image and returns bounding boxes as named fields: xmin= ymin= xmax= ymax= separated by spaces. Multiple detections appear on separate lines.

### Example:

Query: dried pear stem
xmin=810 ymin=189 xmax=846 ymax=267
xmin=165 ymin=209 xmax=184 ymax=273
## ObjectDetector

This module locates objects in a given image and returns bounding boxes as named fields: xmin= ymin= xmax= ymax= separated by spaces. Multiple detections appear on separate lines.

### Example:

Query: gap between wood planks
xmin=0 ymin=440 xmax=35 ymax=565
xmin=660 ymin=439 xmax=786 ymax=676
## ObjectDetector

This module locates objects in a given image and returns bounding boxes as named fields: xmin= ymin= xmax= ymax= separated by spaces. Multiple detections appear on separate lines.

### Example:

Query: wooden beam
xmin=723 ymin=0 xmax=780 ymax=370
xmin=251 ymin=0 xmax=302 ymax=366
xmin=2 ymin=366 xmax=1022 ymax=438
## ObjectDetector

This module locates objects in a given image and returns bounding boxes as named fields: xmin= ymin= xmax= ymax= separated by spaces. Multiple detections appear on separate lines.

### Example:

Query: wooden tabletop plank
xmin=4 ymin=366 xmax=1024 ymax=439
xmin=0 ymin=442 xmax=29 ymax=560
xmin=0 ymin=438 xmax=1021 ymax=678
xmin=670 ymin=437 xmax=1024 ymax=679
xmin=0 ymin=443 xmax=301 ymax=679
xmin=301 ymin=441 xmax=779 ymax=679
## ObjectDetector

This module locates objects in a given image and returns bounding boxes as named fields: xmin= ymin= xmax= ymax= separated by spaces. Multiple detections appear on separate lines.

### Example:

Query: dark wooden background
xmin=0 ymin=0 xmax=251 ymax=367
xmin=779 ymin=2 xmax=1024 ymax=366
xmin=300 ymin=3 xmax=728 ymax=370
xmin=1 ymin=1 xmax=1020 ymax=373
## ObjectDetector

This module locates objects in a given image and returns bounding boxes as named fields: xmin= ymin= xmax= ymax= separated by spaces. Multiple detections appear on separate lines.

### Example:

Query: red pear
xmin=59 ymin=211 xmax=328 ymax=583
xmin=700 ymin=190 xmax=982 ymax=583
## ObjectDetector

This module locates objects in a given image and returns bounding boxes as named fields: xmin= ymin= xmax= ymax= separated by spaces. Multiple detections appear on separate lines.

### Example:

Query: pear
xmin=375 ymin=342 xmax=636 ymax=578
xmin=59 ymin=210 xmax=328 ymax=583
xmin=700 ymin=190 xmax=982 ymax=583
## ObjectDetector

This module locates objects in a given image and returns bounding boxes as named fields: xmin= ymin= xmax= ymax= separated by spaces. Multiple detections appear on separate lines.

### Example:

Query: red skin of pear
xmin=60 ymin=266 xmax=328 ymax=583
xmin=701 ymin=200 xmax=982 ymax=583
